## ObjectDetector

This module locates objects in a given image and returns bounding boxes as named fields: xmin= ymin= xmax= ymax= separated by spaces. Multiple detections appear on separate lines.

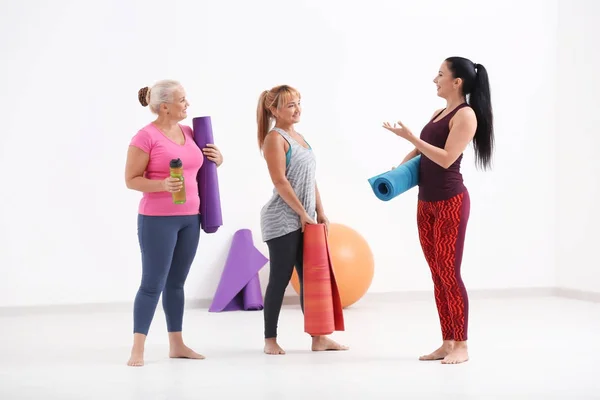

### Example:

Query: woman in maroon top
xmin=383 ymin=56 xmax=494 ymax=364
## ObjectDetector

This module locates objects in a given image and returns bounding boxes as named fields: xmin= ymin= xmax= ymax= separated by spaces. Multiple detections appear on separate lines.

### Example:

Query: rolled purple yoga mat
xmin=242 ymin=274 xmax=264 ymax=311
xmin=209 ymin=229 xmax=268 ymax=312
xmin=192 ymin=116 xmax=223 ymax=234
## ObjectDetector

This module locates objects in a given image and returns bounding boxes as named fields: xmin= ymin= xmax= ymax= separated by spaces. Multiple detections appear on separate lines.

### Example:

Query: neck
xmin=445 ymin=94 xmax=466 ymax=111
xmin=153 ymin=115 xmax=178 ymax=131
xmin=274 ymin=121 xmax=295 ymax=133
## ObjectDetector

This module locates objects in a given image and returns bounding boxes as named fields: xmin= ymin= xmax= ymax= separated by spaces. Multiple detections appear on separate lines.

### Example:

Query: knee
xmin=265 ymin=280 xmax=282 ymax=292
xmin=164 ymin=281 xmax=184 ymax=291
xmin=265 ymin=279 xmax=287 ymax=296
xmin=138 ymin=281 xmax=164 ymax=298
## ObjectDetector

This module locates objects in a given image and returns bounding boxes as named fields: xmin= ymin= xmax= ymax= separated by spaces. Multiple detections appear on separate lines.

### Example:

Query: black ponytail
xmin=446 ymin=57 xmax=494 ymax=171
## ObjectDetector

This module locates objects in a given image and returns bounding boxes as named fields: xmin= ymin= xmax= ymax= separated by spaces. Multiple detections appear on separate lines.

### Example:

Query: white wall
xmin=556 ymin=0 xmax=600 ymax=293
xmin=0 ymin=0 xmax=558 ymax=308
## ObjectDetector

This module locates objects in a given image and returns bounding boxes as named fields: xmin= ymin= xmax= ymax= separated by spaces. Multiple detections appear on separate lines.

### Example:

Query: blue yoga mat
xmin=368 ymin=155 xmax=421 ymax=201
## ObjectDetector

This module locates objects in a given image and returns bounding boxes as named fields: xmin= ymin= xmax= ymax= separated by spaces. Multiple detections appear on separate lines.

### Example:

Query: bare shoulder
xmin=449 ymin=106 xmax=477 ymax=137
xmin=265 ymin=129 xmax=283 ymax=140
xmin=263 ymin=130 xmax=289 ymax=153
xmin=264 ymin=130 xmax=284 ymax=147
xmin=455 ymin=106 xmax=476 ymax=120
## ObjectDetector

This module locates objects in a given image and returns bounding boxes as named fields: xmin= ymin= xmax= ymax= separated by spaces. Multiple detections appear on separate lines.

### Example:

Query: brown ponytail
xmin=256 ymin=85 xmax=301 ymax=150
xmin=257 ymin=90 xmax=271 ymax=150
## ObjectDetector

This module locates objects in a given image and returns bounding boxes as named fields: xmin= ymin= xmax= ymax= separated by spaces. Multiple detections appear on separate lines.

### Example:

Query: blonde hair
xmin=256 ymin=85 xmax=301 ymax=150
xmin=138 ymin=79 xmax=182 ymax=114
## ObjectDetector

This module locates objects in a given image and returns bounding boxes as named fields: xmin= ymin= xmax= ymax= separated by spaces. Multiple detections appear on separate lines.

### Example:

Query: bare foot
xmin=127 ymin=348 xmax=144 ymax=367
xmin=311 ymin=336 xmax=349 ymax=352
xmin=264 ymin=338 xmax=286 ymax=355
xmin=127 ymin=333 xmax=146 ymax=367
xmin=442 ymin=343 xmax=468 ymax=364
xmin=169 ymin=345 xmax=205 ymax=360
xmin=419 ymin=342 xmax=454 ymax=361
xmin=168 ymin=332 xmax=205 ymax=360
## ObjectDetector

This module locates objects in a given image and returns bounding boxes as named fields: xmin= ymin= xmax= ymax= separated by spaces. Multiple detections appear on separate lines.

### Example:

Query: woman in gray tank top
xmin=256 ymin=85 xmax=349 ymax=355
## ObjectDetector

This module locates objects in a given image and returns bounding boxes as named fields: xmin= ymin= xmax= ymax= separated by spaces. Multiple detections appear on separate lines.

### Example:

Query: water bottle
xmin=169 ymin=158 xmax=186 ymax=204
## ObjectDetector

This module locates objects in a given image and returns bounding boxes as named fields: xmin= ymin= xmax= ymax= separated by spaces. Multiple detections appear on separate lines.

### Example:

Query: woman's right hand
xmin=300 ymin=212 xmax=317 ymax=232
xmin=162 ymin=177 xmax=183 ymax=193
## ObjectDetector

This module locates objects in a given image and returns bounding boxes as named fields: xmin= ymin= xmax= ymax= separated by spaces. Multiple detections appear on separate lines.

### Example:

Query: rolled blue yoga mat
xmin=368 ymin=155 xmax=421 ymax=201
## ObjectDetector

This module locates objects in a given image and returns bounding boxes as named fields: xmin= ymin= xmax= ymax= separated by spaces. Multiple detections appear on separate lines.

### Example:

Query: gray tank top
xmin=260 ymin=127 xmax=316 ymax=242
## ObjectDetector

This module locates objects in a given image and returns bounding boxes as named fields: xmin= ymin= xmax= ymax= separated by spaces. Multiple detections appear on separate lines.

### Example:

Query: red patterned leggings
xmin=417 ymin=191 xmax=470 ymax=341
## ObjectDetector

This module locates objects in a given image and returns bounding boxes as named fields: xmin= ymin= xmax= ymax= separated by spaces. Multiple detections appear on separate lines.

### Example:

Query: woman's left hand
xmin=317 ymin=213 xmax=330 ymax=235
xmin=203 ymin=144 xmax=223 ymax=167
xmin=382 ymin=121 xmax=415 ymax=142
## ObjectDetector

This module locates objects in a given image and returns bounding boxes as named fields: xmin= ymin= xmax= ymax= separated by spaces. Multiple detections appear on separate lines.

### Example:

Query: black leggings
xmin=264 ymin=229 xmax=305 ymax=338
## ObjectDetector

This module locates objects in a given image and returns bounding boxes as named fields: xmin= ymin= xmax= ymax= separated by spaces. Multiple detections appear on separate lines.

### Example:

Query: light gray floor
xmin=1 ymin=294 xmax=599 ymax=399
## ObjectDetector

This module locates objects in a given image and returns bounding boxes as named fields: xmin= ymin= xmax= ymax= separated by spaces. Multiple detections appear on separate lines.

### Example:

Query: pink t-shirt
xmin=130 ymin=123 xmax=204 ymax=216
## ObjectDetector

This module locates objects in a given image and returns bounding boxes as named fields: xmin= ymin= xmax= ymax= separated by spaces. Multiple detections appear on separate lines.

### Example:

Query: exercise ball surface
xmin=290 ymin=223 xmax=374 ymax=308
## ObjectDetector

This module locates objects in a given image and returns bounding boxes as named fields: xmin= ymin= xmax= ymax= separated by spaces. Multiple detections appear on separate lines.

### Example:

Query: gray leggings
xmin=263 ymin=229 xmax=305 ymax=338
xmin=133 ymin=214 xmax=201 ymax=335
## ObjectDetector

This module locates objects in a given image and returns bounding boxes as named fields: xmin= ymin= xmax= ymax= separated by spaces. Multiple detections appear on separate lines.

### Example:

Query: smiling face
xmin=160 ymin=86 xmax=189 ymax=121
xmin=270 ymin=89 xmax=301 ymax=125
xmin=433 ymin=61 xmax=461 ymax=99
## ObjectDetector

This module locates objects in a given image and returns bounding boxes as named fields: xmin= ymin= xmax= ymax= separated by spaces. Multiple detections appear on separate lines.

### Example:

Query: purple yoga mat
xmin=209 ymin=229 xmax=269 ymax=312
xmin=242 ymin=274 xmax=264 ymax=310
xmin=219 ymin=275 xmax=263 ymax=311
xmin=192 ymin=116 xmax=223 ymax=234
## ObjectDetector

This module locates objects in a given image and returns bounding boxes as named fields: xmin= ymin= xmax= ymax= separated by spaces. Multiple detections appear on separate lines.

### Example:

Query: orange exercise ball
xmin=290 ymin=222 xmax=374 ymax=308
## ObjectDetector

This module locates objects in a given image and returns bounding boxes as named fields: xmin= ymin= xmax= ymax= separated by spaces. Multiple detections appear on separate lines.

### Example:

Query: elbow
xmin=441 ymin=156 xmax=459 ymax=169
xmin=125 ymin=176 xmax=137 ymax=190
xmin=272 ymin=177 xmax=289 ymax=188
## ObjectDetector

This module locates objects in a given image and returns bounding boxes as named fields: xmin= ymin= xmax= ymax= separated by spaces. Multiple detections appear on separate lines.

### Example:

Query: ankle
xmin=265 ymin=337 xmax=277 ymax=343
xmin=168 ymin=332 xmax=185 ymax=347
xmin=132 ymin=333 xmax=147 ymax=350
xmin=453 ymin=341 xmax=468 ymax=349
xmin=131 ymin=344 xmax=144 ymax=353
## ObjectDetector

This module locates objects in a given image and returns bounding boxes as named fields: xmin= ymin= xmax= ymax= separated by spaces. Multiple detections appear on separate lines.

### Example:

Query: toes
xmin=441 ymin=356 xmax=463 ymax=364
xmin=264 ymin=346 xmax=285 ymax=355
xmin=128 ymin=360 xmax=143 ymax=367
xmin=127 ymin=360 xmax=144 ymax=367
xmin=420 ymin=353 xmax=444 ymax=361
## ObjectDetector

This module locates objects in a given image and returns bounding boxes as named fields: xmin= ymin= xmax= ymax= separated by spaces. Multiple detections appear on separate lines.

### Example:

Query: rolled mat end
xmin=368 ymin=154 xmax=421 ymax=201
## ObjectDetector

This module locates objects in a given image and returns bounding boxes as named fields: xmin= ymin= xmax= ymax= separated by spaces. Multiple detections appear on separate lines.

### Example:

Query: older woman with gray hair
xmin=125 ymin=79 xmax=223 ymax=366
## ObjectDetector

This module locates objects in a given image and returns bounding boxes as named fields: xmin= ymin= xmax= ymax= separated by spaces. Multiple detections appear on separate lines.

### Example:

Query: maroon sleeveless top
xmin=418 ymin=103 xmax=469 ymax=201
